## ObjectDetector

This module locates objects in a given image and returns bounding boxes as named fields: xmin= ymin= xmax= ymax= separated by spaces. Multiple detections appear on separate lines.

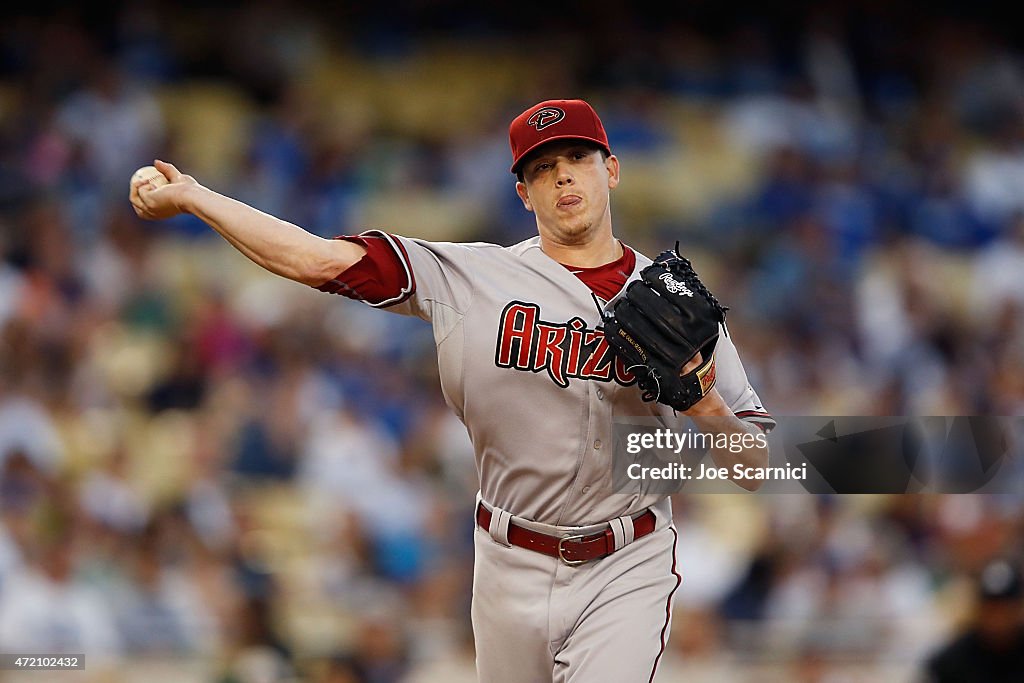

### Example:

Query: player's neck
xmin=539 ymin=229 xmax=622 ymax=269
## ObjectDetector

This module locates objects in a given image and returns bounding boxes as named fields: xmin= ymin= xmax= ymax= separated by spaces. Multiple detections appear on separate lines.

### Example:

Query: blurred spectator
xmin=923 ymin=558 xmax=1024 ymax=682
xmin=77 ymin=443 xmax=149 ymax=533
xmin=0 ymin=500 xmax=122 ymax=663
xmin=349 ymin=613 xmax=411 ymax=683
xmin=55 ymin=57 xmax=164 ymax=192
xmin=230 ymin=403 xmax=301 ymax=481
xmin=110 ymin=521 xmax=220 ymax=656
xmin=313 ymin=654 xmax=363 ymax=683
xmin=963 ymin=114 xmax=1024 ymax=227
xmin=146 ymin=333 xmax=209 ymax=412
xmin=0 ymin=258 xmax=24 ymax=328
xmin=0 ymin=390 xmax=64 ymax=474
xmin=971 ymin=211 xmax=1024 ymax=323
xmin=216 ymin=595 xmax=297 ymax=683
xmin=299 ymin=407 xmax=436 ymax=583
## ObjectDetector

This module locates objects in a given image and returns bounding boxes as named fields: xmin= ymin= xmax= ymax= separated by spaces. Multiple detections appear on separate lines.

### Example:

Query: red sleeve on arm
xmin=315 ymin=234 xmax=412 ymax=305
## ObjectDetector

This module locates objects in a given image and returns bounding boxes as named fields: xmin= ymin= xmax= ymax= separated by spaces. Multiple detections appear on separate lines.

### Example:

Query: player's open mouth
xmin=557 ymin=195 xmax=582 ymax=208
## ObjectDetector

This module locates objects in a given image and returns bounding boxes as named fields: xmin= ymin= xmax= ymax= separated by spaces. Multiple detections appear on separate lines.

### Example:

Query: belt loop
xmin=488 ymin=505 xmax=513 ymax=548
xmin=609 ymin=515 xmax=635 ymax=551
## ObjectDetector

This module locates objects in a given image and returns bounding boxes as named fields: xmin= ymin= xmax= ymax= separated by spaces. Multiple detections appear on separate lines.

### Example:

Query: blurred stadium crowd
xmin=1 ymin=2 xmax=1023 ymax=681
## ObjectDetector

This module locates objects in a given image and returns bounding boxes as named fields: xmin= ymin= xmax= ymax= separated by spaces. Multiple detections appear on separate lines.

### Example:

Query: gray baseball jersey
xmin=324 ymin=230 xmax=774 ymax=681
xmin=337 ymin=231 xmax=773 ymax=521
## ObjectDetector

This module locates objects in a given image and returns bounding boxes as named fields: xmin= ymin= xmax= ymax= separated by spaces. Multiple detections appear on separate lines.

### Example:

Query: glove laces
xmin=628 ymin=363 xmax=662 ymax=403
xmin=664 ymin=243 xmax=729 ymax=321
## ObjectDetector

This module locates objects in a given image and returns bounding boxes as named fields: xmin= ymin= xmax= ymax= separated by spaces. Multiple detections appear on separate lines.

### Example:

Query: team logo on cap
xmin=527 ymin=107 xmax=565 ymax=130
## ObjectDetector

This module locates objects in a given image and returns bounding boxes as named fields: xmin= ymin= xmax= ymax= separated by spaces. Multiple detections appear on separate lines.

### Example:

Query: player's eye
xmin=535 ymin=162 xmax=552 ymax=172
xmin=572 ymin=151 xmax=587 ymax=160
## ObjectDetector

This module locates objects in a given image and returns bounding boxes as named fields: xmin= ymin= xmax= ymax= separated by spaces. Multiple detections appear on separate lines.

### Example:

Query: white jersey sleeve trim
xmin=735 ymin=410 xmax=777 ymax=432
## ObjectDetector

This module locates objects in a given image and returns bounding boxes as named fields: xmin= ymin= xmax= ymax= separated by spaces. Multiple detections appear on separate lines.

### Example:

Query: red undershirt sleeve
xmin=314 ymin=234 xmax=411 ymax=306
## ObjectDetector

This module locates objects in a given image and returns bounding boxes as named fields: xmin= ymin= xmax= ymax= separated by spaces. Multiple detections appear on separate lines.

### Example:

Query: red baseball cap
xmin=508 ymin=99 xmax=611 ymax=174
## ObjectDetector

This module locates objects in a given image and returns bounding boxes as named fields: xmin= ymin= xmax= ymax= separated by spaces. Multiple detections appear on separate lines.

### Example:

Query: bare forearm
xmin=699 ymin=419 xmax=768 ymax=470
xmin=686 ymin=392 xmax=770 ymax=491
xmin=180 ymin=184 xmax=364 ymax=285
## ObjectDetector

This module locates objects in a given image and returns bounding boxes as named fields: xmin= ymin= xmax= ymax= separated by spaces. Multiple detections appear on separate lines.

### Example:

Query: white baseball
xmin=131 ymin=165 xmax=168 ymax=188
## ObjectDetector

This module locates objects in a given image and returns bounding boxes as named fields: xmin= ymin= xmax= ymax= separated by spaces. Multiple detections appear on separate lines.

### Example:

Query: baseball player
xmin=130 ymin=98 xmax=774 ymax=682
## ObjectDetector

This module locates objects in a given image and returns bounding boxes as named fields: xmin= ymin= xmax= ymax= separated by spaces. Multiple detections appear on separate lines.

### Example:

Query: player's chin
xmin=557 ymin=219 xmax=589 ymax=237
xmin=557 ymin=223 xmax=597 ymax=245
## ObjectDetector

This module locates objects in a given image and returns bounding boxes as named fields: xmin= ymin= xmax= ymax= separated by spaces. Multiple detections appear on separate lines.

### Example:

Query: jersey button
xmin=594 ymin=439 xmax=602 ymax=449
xmin=582 ymin=486 xmax=591 ymax=494
xmin=596 ymin=388 xmax=604 ymax=400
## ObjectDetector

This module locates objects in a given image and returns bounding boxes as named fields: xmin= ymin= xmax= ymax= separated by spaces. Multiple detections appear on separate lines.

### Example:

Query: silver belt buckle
xmin=557 ymin=534 xmax=588 ymax=566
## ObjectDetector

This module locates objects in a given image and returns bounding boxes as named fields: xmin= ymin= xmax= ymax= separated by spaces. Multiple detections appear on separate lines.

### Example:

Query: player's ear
xmin=606 ymin=154 xmax=620 ymax=189
xmin=515 ymin=181 xmax=534 ymax=212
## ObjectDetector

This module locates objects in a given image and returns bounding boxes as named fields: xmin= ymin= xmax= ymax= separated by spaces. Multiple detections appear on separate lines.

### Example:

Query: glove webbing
xmin=663 ymin=243 xmax=729 ymax=321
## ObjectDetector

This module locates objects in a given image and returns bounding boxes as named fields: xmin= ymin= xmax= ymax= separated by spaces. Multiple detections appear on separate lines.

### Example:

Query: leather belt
xmin=476 ymin=503 xmax=657 ymax=566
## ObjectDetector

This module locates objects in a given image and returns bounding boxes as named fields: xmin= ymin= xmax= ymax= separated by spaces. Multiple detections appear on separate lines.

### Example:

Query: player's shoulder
xmin=391 ymin=233 xmax=539 ymax=272
xmin=465 ymin=235 xmax=551 ymax=262
xmin=389 ymin=233 xmax=506 ymax=258
xmin=396 ymin=234 xmax=502 ymax=250
xmin=504 ymin=235 xmax=543 ymax=257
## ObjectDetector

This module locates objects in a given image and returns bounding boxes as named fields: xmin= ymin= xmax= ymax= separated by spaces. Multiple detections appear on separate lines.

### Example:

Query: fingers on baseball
xmin=130 ymin=186 xmax=151 ymax=208
xmin=154 ymin=159 xmax=181 ymax=182
xmin=130 ymin=186 xmax=163 ymax=220
xmin=129 ymin=180 xmax=157 ymax=211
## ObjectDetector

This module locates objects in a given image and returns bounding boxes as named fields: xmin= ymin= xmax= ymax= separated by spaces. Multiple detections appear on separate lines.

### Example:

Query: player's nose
xmin=555 ymin=163 xmax=574 ymax=186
